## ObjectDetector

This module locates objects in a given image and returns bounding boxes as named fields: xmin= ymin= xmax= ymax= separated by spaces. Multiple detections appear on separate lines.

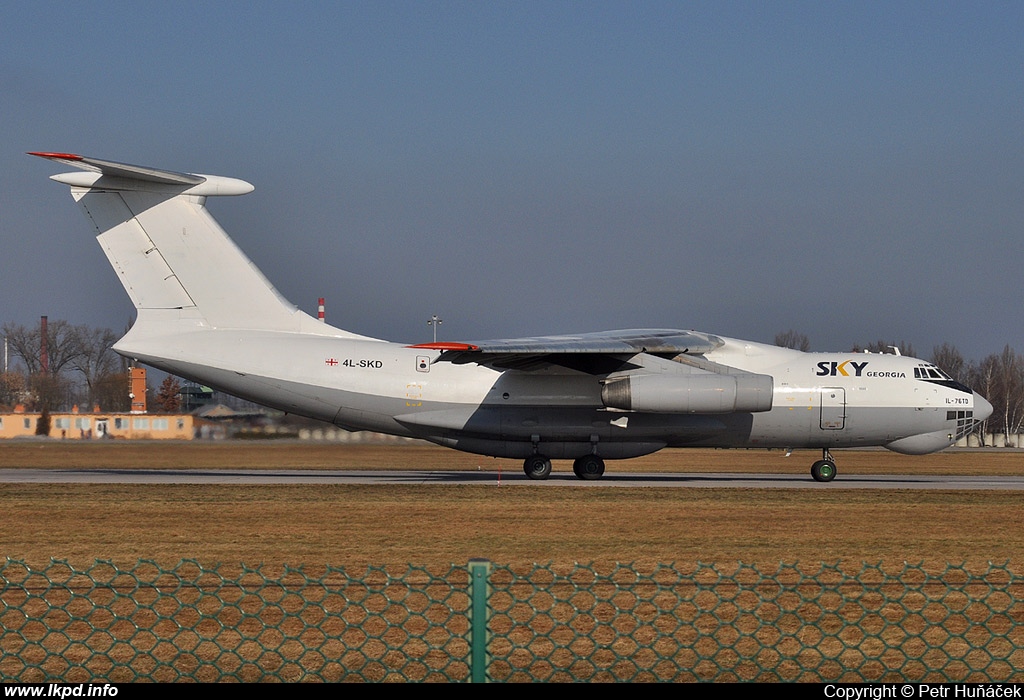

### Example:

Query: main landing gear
xmin=810 ymin=448 xmax=837 ymax=482
xmin=523 ymin=455 xmax=552 ymax=480
xmin=522 ymin=455 xmax=607 ymax=480
xmin=572 ymin=455 xmax=605 ymax=480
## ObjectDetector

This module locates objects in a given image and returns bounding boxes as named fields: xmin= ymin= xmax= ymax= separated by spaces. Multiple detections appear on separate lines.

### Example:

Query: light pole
xmin=427 ymin=315 xmax=443 ymax=343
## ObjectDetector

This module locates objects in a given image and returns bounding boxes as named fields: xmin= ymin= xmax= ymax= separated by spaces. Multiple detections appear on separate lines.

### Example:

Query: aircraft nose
xmin=974 ymin=392 xmax=993 ymax=422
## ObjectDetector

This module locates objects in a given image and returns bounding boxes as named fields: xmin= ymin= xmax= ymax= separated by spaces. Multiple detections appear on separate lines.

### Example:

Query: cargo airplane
xmin=32 ymin=152 xmax=992 ymax=482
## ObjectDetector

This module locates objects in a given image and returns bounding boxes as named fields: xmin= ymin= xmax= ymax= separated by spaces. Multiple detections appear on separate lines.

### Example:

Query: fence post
xmin=468 ymin=558 xmax=492 ymax=683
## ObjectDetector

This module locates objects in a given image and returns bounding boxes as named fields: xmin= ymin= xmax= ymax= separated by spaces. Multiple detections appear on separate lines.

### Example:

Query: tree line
xmin=775 ymin=330 xmax=1024 ymax=442
xmin=1 ymin=319 xmax=181 ymax=416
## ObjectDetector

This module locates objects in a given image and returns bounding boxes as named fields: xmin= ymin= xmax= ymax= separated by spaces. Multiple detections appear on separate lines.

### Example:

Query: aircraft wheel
xmin=573 ymin=456 xmax=606 ymax=480
xmin=810 ymin=460 xmax=837 ymax=482
xmin=523 ymin=456 xmax=553 ymax=480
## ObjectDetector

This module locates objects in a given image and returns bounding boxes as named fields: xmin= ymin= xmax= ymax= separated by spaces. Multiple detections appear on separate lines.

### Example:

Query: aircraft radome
xmin=31 ymin=152 xmax=993 ymax=482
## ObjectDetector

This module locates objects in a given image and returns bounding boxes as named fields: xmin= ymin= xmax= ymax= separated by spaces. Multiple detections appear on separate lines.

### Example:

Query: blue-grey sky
xmin=2 ymin=2 xmax=1022 ymax=360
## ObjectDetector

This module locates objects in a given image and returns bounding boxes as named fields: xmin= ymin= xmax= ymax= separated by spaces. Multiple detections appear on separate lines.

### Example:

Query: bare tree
xmin=27 ymin=372 xmax=70 ymax=413
xmin=931 ymin=343 xmax=968 ymax=383
xmin=978 ymin=346 xmax=1024 ymax=441
xmin=774 ymin=330 xmax=810 ymax=352
xmin=91 ymin=372 xmax=131 ymax=412
xmin=967 ymin=354 xmax=998 ymax=445
xmin=2 ymin=321 xmax=130 ymax=411
xmin=2 ymin=320 xmax=84 ymax=377
xmin=69 ymin=326 xmax=123 ymax=409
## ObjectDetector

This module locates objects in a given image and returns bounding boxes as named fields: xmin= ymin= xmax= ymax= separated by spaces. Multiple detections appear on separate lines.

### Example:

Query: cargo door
xmin=819 ymin=388 xmax=846 ymax=430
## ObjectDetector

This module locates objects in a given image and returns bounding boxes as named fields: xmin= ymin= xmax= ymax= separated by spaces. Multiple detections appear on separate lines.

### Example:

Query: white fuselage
xmin=116 ymin=326 xmax=987 ymax=460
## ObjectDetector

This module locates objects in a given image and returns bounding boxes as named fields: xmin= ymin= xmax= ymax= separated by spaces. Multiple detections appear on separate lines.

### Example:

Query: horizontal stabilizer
xmin=29 ymin=152 xmax=253 ymax=196
xmin=29 ymin=152 xmax=204 ymax=185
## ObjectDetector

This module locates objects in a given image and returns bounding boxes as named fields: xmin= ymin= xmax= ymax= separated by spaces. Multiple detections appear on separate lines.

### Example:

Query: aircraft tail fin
xmin=31 ymin=153 xmax=366 ymax=340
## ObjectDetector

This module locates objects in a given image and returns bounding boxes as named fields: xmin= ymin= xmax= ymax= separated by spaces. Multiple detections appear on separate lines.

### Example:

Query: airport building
xmin=0 ymin=367 xmax=206 ymax=440
xmin=0 ymin=407 xmax=197 ymax=440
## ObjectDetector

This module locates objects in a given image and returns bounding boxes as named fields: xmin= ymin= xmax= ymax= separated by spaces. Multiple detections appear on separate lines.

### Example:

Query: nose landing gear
xmin=811 ymin=449 xmax=837 ymax=482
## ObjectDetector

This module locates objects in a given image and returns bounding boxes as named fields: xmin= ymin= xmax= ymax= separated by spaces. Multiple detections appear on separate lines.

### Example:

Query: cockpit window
xmin=915 ymin=363 xmax=973 ymax=395
xmin=915 ymin=364 xmax=953 ymax=380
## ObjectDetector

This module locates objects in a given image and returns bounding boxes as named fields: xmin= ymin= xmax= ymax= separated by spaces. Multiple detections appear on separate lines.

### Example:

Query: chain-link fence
xmin=2 ymin=559 xmax=1022 ymax=682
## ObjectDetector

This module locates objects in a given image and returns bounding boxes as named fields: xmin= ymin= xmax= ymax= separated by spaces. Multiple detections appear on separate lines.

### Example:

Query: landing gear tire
xmin=524 ymin=455 xmax=553 ymax=480
xmin=573 ymin=455 xmax=606 ymax=480
xmin=810 ymin=459 xmax=837 ymax=482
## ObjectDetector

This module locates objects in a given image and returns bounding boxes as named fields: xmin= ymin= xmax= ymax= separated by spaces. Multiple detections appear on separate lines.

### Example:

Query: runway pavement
xmin=2 ymin=468 xmax=1023 ymax=489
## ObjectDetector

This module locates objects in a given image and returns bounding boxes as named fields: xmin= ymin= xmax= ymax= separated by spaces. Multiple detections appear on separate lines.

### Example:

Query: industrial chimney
xmin=40 ymin=316 xmax=48 ymax=375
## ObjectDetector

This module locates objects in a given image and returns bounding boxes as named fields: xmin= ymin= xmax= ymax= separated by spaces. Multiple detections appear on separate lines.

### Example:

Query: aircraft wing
xmin=414 ymin=328 xmax=722 ymax=354
xmin=410 ymin=329 xmax=724 ymax=371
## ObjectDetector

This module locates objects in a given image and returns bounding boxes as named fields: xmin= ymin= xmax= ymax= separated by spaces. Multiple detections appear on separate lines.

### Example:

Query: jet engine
xmin=601 ymin=372 xmax=773 ymax=414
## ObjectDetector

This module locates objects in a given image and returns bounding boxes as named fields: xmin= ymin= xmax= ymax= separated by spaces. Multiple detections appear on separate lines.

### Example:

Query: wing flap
xmin=424 ymin=329 xmax=723 ymax=368
xmin=465 ymin=329 xmax=722 ymax=354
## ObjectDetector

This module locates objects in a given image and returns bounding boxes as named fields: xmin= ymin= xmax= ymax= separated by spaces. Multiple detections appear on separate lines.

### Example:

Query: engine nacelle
xmin=601 ymin=372 xmax=773 ymax=414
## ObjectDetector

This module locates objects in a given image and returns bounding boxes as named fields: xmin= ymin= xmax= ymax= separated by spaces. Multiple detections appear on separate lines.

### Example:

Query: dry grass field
xmin=2 ymin=441 xmax=1022 ymax=570
xmin=3 ymin=441 xmax=1024 ymax=682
